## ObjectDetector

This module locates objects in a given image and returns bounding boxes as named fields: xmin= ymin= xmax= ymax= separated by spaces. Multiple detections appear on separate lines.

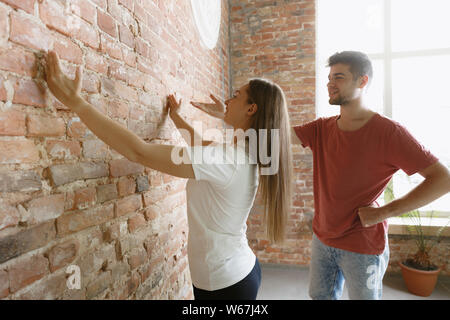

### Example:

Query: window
xmin=190 ymin=0 xmax=221 ymax=49
xmin=316 ymin=0 xmax=450 ymax=218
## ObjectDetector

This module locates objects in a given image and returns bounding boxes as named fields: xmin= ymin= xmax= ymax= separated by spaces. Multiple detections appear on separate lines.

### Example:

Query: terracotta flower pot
xmin=399 ymin=261 xmax=441 ymax=297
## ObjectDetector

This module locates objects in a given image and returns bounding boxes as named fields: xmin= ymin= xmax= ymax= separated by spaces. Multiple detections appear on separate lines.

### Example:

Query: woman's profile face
xmin=224 ymin=83 xmax=253 ymax=128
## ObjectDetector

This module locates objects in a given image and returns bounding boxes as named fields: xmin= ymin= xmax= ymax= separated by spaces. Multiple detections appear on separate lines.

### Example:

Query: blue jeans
xmin=309 ymin=234 xmax=389 ymax=300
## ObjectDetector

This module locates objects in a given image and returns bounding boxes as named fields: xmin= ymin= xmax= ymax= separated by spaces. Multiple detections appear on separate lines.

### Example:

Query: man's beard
xmin=329 ymin=96 xmax=349 ymax=106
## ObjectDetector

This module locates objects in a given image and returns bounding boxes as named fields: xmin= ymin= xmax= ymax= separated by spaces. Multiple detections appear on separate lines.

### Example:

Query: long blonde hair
xmin=246 ymin=78 xmax=293 ymax=244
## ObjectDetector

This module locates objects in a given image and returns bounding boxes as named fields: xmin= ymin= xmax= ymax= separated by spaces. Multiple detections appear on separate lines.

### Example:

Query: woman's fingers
xmin=49 ymin=51 xmax=62 ymax=76
xmin=45 ymin=51 xmax=54 ymax=79
xmin=190 ymin=102 xmax=203 ymax=110
xmin=210 ymin=94 xmax=219 ymax=104
xmin=75 ymin=66 xmax=83 ymax=89
xmin=167 ymin=94 xmax=180 ymax=110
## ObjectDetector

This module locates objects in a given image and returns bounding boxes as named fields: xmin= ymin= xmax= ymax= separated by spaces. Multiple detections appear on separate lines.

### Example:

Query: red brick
xmin=72 ymin=0 xmax=96 ymax=25
xmin=0 ymin=202 xmax=21 ymax=231
xmin=54 ymin=36 xmax=83 ymax=64
xmin=0 ymin=221 xmax=55 ymax=264
xmin=100 ymin=34 xmax=122 ymax=60
xmin=82 ymin=139 xmax=109 ymax=159
xmin=45 ymin=140 xmax=82 ymax=160
xmin=108 ymin=60 xmax=128 ymax=82
xmin=144 ymin=204 xmax=160 ymax=221
xmin=0 ymin=110 xmax=27 ymax=136
xmin=90 ymin=0 xmax=107 ymax=10
xmin=15 ymin=270 xmax=68 ymax=299
xmin=0 ymin=269 xmax=8 ymax=298
xmin=0 ymin=6 xmax=7 ymax=42
xmin=111 ymin=80 xmax=138 ymax=102
xmin=48 ymin=162 xmax=109 ymax=186
xmin=72 ymin=18 xmax=100 ymax=49
xmin=0 ymin=170 xmax=42 ymax=193
xmin=85 ymin=271 xmax=111 ymax=299
xmin=67 ymin=117 xmax=90 ymax=139
xmin=85 ymin=50 xmax=108 ymax=74
xmin=0 ymin=47 xmax=37 ymax=77
xmin=0 ymin=77 xmax=6 ymax=101
xmin=126 ymin=270 xmax=140 ymax=295
xmin=122 ymin=48 xmax=137 ymax=67
xmin=0 ymin=139 xmax=40 ymax=164
xmin=118 ymin=0 xmax=133 ymax=11
xmin=128 ymin=213 xmax=146 ymax=233
xmin=128 ymin=247 xmax=147 ymax=269
xmin=143 ymin=187 xmax=166 ymax=206
xmin=10 ymin=12 xmax=53 ymax=51
xmin=116 ymin=194 xmax=142 ymax=217
xmin=13 ymin=78 xmax=46 ymax=108
xmin=97 ymin=9 xmax=117 ymax=38
xmin=103 ymin=222 xmax=122 ymax=242
xmin=74 ymin=187 xmax=96 ymax=209
xmin=47 ymin=239 xmax=79 ymax=272
xmin=109 ymin=158 xmax=144 ymax=177
xmin=27 ymin=114 xmax=65 ymax=137
xmin=2 ymin=0 xmax=35 ymax=14
xmin=96 ymin=184 xmax=118 ymax=203
xmin=117 ymin=176 xmax=136 ymax=196
xmin=118 ymin=24 xmax=135 ymax=48
xmin=108 ymin=99 xmax=129 ymax=119
xmin=25 ymin=194 xmax=65 ymax=225
xmin=56 ymin=203 xmax=114 ymax=235
xmin=81 ymin=71 xmax=100 ymax=93
xmin=39 ymin=0 xmax=73 ymax=36
xmin=8 ymin=254 xmax=49 ymax=293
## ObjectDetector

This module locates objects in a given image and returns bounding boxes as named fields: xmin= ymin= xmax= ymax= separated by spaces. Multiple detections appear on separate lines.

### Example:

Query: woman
xmin=44 ymin=50 xmax=292 ymax=300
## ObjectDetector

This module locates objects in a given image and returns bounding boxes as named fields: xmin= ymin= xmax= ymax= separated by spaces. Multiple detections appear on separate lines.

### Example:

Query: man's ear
xmin=359 ymin=75 xmax=369 ymax=89
xmin=247 ymin=103 xmax=258 ymax=116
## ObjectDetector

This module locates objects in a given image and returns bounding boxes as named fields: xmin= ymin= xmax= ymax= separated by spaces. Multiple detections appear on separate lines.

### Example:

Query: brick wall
xmin=230 ymin=0 xmax=316 ymax=266
xmin=0 ymin=0 xmax=230 ymax=299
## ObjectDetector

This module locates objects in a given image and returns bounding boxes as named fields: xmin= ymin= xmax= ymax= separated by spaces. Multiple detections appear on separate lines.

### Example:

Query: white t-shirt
xmin=185 ymin=143 xmax=259 ymax=291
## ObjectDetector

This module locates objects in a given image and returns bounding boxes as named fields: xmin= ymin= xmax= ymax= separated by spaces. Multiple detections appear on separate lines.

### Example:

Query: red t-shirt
xmin=294 ymin=113 xmax=438 ymax=254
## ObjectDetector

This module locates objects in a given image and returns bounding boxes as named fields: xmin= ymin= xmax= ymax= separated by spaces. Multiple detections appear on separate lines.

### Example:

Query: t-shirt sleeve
xmin=293 ymin=119 xmax=319 ymax=149
xmin=386 ymin=123 xmax=439 ymax=176
xmin=187 ymin=144 xmax=238 ymax=188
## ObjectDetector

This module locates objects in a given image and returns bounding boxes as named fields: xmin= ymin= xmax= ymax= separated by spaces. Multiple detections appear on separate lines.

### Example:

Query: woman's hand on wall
xmin=44 ymin=50 xmax=83 ymax=110
xmin=190 ymin=94 xmax=225 ymax=119
xmin=167 ymin=94 xmax=182 ymax=118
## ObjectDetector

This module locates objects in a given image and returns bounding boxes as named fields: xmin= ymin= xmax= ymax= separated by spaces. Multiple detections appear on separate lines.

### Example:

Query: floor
xmin=257 ymin=264 xmax=450 ymax=300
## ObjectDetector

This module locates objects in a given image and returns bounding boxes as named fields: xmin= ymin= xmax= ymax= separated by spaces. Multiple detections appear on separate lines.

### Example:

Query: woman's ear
xmin=247 ymin=103 xmax=258 ymax=116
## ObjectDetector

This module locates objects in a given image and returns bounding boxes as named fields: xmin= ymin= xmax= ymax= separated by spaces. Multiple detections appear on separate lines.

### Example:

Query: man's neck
xmin=337 ymin=99 xmax=375 ymax=131
xmin=339 ymin=98 xmax=371 ymax=120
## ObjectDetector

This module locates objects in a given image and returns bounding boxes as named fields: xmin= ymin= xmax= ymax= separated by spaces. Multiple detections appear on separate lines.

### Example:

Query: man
xmin=292 ymin=51 xmax=450 ymax=300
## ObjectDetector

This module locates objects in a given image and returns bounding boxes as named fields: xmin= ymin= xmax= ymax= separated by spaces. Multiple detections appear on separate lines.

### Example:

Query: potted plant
xmin=398 ymin=209 xmax=449 ymax=297
xmin=385 ymin=183 xmax=449 ymax=297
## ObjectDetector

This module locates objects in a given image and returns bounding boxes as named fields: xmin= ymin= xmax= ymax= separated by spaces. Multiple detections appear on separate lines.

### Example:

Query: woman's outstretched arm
xmin=45 ymin=50 xmax=195 ymax=179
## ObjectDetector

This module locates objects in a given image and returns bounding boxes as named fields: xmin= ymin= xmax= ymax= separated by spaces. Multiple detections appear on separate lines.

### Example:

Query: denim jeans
xmin=309 ymin=233 xmax=389 ymax=300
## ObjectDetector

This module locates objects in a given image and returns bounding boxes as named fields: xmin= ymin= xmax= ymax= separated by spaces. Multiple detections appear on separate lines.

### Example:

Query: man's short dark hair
xmin=327 ymin=51 xmax=373 ymax=85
